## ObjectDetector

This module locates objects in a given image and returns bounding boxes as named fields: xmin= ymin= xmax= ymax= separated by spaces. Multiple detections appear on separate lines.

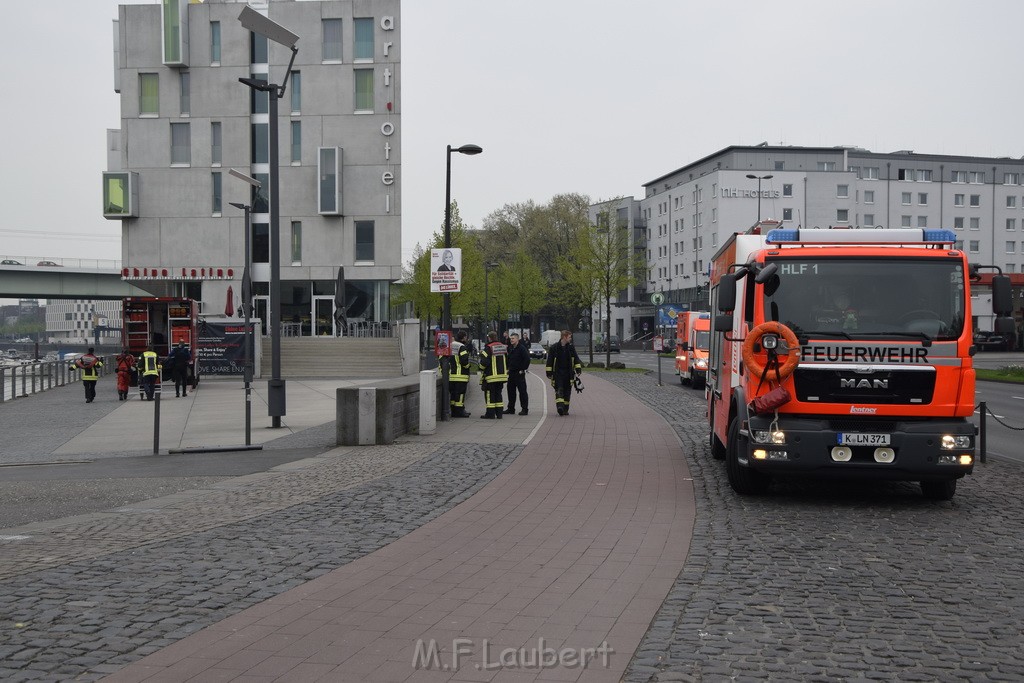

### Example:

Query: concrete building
xmin=598 ymin=144 xmax=1024 ymax=341
xmin=45 ymin=300 xmax=123 ymax=344
xmin=104 ymin=0 xmax=401 ymax=338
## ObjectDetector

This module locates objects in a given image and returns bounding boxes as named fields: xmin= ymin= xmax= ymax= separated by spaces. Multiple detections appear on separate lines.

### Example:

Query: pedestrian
xmin=138 ymin=346 xmax=161 ymax=401
xmin=504 ymin=332 xmax=530 ymax=415
xmin=449 ymin=331 xmax=473 ymax=418
xmin=165 ymin=341 xmax=192 ymax=397
xmin=478 ymin=330 xmax=509 ymax=419
xmin=73 ymin=347 xmax=103 ymax=403
xmin=545 ymin=329 xmax=583 ymax=416
xmin=115 ymin=350 xmax=136 ymax=401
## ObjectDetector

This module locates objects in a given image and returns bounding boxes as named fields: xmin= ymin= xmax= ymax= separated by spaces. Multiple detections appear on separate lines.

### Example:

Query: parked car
xmin=529 ymin=343 xmax=545 ymax=359
xmin=1 ymin=259 xmax=24 ymax=265
xmin=36 ymin=260 xmax=62 ymax=267
xmin=973 ymin=330 xmax=1012 ymax=351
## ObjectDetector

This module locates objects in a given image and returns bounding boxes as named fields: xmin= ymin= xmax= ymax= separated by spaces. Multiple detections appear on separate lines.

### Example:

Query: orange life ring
xmin=742 ymin=322 xmax=800 ymax=380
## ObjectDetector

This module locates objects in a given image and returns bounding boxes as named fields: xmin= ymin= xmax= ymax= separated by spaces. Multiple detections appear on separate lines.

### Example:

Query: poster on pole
xmin=430 ymin=248 xmax=462 ymax=293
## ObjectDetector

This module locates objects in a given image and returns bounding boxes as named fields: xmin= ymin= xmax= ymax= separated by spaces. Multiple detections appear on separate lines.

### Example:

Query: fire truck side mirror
xmin=991 ymin=275 xmax=1013 ymax=316
xmin=717 ymin=273 xmax=737 ymax=312
xmin=714 ymin=314 xmax=733 ymax=332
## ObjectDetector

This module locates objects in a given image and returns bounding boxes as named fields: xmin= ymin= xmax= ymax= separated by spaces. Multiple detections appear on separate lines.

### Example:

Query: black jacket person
xmin=545 ymin=329 xmax=582 ymax=416
xmin=504 ymin=332 xmax=530 ymax=415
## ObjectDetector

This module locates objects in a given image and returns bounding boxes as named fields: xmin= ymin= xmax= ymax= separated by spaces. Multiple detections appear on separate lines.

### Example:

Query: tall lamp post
xmin=229 ymin=170 xmax=262 ymax=446
xmin=441 ymin=143 xmax=483 ymax=422
xmin=237 ymin=6 xmax=299 ymax=429
xmin=745 ymin=174 xmax=773 ymax=223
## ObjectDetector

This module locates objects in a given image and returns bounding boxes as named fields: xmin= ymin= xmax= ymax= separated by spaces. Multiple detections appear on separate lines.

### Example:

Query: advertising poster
xmin=196 ymin=320 xmax=257 ymax=375
xmin=430 ymin=248 xmax=462 ymax=293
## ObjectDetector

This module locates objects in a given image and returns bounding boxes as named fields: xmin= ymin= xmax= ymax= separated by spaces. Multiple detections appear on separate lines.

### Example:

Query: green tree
xmin=500 ymin=249 xmax=547 ymax=336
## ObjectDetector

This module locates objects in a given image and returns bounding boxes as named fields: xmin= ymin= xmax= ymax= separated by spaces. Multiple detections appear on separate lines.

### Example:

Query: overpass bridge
xmin=0 ymin=256 xmax=159 ymax=300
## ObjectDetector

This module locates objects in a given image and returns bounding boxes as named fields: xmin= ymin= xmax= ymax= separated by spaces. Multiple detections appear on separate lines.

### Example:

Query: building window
xmin=918 ymin=170 xmax=932 ymax=182
xmin=162 ymin=0 xmax=184 ymax=64
xmin=170 ymin=122 xmax=190 ymax=165
xmin=290 ymin=71 xmax=301 ymax=114
xmin=250 ymin=32 xmax=268 ymax=63
xmin=917 ymin=216 xmax=927 ymax=228
xmin=954 ymin=217 xmax=964 ymax=230
xmin=863 ymin=167 xmax=879 ymax=180
xmin=918 ymin=193 xmax=927 ymax=205
xmin=864 ymin=190 xmax=875 ymax=204
xmin=863 ymin=213 xmax=874 ymax=226
xmin=954 ymin=194 xmax=965 ymax=207
xmin=179 ymin=71 xmax=190 ymax=115
xmin=290 ymin=221 xmax=302 ymax=264
xmin=901 ymin=192 xmax=912 ymax=205
xmin=901 ymin=215 xmax=912 ymax=227
xmin=355 ymin=220 xmax=375 ymax=261
xmin=1005 ymin=173 xmax=1020 ymax=185
xmin=253 ymin=223 xmax=269 ymax=263
xmin=210 ymin=21 xmax=221 ymax=65
xmin=955 ymin=240 xmax=964 ymax=250
xmin=1008 ymin=218 xmax=1017 ymax=231
xmin=354 ymin=17 xmax=374 ymax=61
xmin=774 ymin=161 xmax=784 ymax=171
xmin=836 ymin=209 xmax=849 ymax=223
xmin=1007 ymin=196 xmax=1017 ymax=209
xmin=1006 ymin=241 xmax=1016 ymax=254
xmin=898 ymin=168 xmax=913 ymax=181
xmin=318 ymin=147 xmax=341 ymax=214
xmin=354 ymin=69 xmax=373 ymax=111
xmin=323 ymin=19 xmax=342 ymax=61
xmin=969 ymin=240 xmax=980 ymax=253
xmin=837 ymin=184 xmax=849 ymax=198
xmin=817 ymin=161 xmax=836 ymax=171
xmin=252 ymin=123 xmax=269 ymax=164
xmin=211 ymin=122 xmax=222 ymax=165
xmin=783 ymin=183 xmax=793 ymax=197
xmin=139 ymin=73 xmax=159 ymax=115
xmin=290 ymin=121 xmax=301 ymax=163
xmin=951 ymin=170 xmax=967 ymax=183
xmin=970 ymin=217 xmax=980 ymax=230
xmin=969 ymin=171 xmax=985 ymax=184
xmin=970 ymin=194 xmax=981 ymax=207
xmin=212 ymin=171 xmax=222 ymax=214
xmin=253 ymin=173 xmax=269 ymax=213
xmin=250 ymin=70 xmax=269 ymax=114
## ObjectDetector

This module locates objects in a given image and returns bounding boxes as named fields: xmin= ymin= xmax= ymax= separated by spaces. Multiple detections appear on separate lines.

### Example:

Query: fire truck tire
xmin=920 ymin=479 xmax=957 ymax=501
xmin=742 ymin=322 xmax=800 ymax=380
xmin=726 ymin=415 xmax=771 ymax=494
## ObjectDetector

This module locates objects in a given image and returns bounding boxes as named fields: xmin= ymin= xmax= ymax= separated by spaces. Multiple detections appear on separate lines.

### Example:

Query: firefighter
xmin=138 ymin=346 xmax=161 ymax=401
xmin=478 ymin=330 xmax=509 ymax=419
xmin=504 ymin=332 xmax=530 ymax=415
xmin=73 ymin=347 xmax=103 ymax=403
xmin=165 ymin=341 xmax=192 ymax=397
xmin=545 ymin=329 xmax=583 ymax=416
xmin=449 ymin=331 xmax=473 ymax=418
xmin=115 ymin=350 xmax=136 ymax=401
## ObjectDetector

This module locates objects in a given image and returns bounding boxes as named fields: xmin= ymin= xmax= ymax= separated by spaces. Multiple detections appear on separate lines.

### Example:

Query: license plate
xmin=838 ymin=432 xmax=891 ymax=446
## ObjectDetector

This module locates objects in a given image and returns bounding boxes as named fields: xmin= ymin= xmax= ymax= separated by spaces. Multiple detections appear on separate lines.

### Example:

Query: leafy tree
xmin=500 ymin=249 xmax=547 ymax=337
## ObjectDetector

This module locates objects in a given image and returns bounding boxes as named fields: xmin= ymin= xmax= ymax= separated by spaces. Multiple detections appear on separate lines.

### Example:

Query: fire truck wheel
xmin=920 ymin=479 xmax=957 ymax=501
xmin=742 ymin=322 xmax=800 ymax=380
xmin=726 ymin=415 xmax=771 ymax=494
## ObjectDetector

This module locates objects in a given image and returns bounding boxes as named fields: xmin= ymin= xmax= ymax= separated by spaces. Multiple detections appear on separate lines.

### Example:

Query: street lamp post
xmin=229 ymin=169 xmax=261 ymax=446
xmin=237 ymin=6 xmax=299 ymax=429
xmin=745 ymin=174 xmax=773 ymax=223
xmin=441 ymin=143 xmax=483 ymax=422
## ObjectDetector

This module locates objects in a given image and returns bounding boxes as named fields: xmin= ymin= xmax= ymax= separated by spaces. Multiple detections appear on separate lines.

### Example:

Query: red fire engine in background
xmin=122 ymin=297 xmax=200 ymax=387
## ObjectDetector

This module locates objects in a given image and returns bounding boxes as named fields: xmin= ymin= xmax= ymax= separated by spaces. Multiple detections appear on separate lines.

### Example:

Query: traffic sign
xmin=651 ymin=292 xmax=665 ymax=305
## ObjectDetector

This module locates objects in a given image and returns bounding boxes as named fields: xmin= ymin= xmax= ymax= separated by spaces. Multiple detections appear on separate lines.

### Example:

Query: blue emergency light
xmin=766 ymin=228 xmax=957 ymax=245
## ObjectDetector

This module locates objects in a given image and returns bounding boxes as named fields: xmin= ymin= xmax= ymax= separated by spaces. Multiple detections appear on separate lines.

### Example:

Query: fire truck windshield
xmin=763 ymin=257 xmax=966 ymax=340
xmin=694 ymin=330 xmax=710 ymax=350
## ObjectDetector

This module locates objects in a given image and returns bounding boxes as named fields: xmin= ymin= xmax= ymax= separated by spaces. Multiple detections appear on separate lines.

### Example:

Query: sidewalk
xmin=82 ymin=369 xmax=691 ymax=682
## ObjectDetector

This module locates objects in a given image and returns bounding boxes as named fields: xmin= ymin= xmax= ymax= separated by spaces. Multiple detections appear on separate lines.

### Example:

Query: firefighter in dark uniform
xmin=449 ymin=331 xmax=473 ymax=418
xmin=545 ymin=329 xmax=583 ymax=415
xmin=478 ymin=330 xmax=509 ymax=419
xmin=504 ymin=332 xmax=530 ymax=415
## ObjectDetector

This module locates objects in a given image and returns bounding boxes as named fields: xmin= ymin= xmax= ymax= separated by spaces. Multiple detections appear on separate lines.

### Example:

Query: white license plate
xmin=838 ymin=432 xmax=891 ymax=446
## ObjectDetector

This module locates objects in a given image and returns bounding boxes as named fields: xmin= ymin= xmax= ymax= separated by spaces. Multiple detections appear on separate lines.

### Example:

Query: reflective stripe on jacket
xmin=76 ymin=354 xmax=102 ymax=380
xmin=140 ymin=351 xmax=160 ymax=377
xmin=450 ymin=342 xmax=471 ymax=383
xmin=479 ymin=342 xmax=509 ymax=384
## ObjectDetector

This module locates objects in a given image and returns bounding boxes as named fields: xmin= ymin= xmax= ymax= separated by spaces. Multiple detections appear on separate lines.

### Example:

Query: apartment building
xmin=103 ymin=0 xmax=401 ymax=337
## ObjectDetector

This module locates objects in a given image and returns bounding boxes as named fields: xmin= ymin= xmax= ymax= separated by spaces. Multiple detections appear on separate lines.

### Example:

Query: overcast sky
xmin=3 ymin=0 xmax=1023 ymax=267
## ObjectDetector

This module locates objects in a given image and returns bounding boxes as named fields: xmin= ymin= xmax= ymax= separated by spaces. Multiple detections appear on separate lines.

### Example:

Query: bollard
xmin=419 ymin=369 xmax=438 ymax=435
xmin=979 ymin=401 xmax=986 ymax=464
xmin=153 ymin=382 xmax=162 ymax=454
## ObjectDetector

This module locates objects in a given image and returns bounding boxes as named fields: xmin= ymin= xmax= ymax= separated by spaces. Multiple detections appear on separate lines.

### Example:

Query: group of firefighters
xmin=448 ymin=329 xmax=583 ymax=419
xmin=71 ymin=342 xmax=193 ymax=403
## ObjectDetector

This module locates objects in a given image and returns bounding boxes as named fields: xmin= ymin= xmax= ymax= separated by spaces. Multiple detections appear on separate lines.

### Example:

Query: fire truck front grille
xmin=793 ymin=366 xmax=936 ymax=405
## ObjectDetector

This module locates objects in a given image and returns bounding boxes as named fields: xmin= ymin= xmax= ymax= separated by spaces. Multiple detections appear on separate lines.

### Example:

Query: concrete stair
xmin=259 ymin=336 xmax=404 ymax=379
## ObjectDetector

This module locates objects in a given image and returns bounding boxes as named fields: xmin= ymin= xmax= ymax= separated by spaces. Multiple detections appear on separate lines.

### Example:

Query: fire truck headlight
xmin=695 ymin=359 xmax=708 ymax=369
xmin=753 ymin=449 xmax=768 ymax=460
xmin=959 ymin=454 xmax=973 ymax=466
xmin=761 ymin=334 xmax=779 ymax=350
xmin=941 ymin=435 xmax=972 ymax=450
xmin=752 ymin=430 xmax=786 ymax=444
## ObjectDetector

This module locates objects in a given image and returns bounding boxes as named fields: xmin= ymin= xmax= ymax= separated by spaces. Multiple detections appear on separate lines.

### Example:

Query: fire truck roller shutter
xmin=742 ymin=321 xmax=800 ymax=380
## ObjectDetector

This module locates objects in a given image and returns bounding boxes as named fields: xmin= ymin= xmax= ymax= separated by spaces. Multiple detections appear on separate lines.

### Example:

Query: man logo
xmin=841 ymin=378 xmax=888 ymax=389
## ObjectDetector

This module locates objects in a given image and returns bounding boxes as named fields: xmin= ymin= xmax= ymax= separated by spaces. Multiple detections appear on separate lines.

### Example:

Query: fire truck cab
xmin=707 ymin=226 xmax=1013 ymax=500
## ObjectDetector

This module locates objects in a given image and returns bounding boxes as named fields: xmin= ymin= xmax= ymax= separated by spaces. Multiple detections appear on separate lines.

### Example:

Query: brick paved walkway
xmin=103 ymin=372 xmax=695 ymax=682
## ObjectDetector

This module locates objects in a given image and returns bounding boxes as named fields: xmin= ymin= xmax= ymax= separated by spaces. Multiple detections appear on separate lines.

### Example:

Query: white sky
xmin=3 ymin=0 xmax=1024 ymax=267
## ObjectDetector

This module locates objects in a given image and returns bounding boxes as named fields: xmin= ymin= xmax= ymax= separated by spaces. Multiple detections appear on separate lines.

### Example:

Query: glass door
xmin=314 ymin=296 xmax=335 ymax=336
xmin=253 ymin=296 xmax=269 ymax=336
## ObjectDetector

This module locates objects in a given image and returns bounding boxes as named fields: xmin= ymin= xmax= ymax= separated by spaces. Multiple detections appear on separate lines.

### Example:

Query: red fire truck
xmin=707 ymin=225 xmax=1013 ymax=500
xmin=122 ymin=297 xmax=200 ymax=386
xmin=675 ymin=311 xmax=711 ymax=389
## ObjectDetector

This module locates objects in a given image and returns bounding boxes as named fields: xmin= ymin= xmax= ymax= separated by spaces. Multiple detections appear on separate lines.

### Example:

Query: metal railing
xmin=0 ymin=356 xmax=114 ymax=403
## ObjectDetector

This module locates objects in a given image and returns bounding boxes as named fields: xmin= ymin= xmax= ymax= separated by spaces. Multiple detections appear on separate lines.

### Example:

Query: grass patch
xmin=584 ymin=365 xmax=646 ymax=373
xmin=976 ymin=365 xmax=1024 ymax=383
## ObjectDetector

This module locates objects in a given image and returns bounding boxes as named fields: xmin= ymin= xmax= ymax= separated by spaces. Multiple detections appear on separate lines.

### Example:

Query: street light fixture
xmin=745 ymin=174 xmax=773 ymax=223
xmin=440 ymin=143 xmax=483 ymax=422
xmin=237 ymin=7 xmax=299 ymax=429
xmin=229 ymin=169 xmax=261 ymax=446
